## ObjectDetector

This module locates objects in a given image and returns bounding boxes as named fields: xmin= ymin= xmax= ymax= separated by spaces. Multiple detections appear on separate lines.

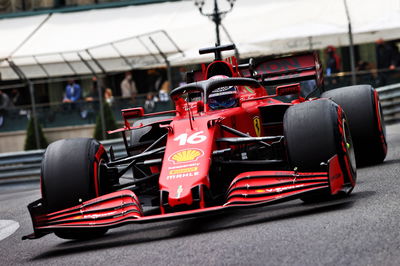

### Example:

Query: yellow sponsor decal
xmin=169 ymin=167 xmax=198 ymax=175
xmin=253 ymin=116 xmax=261 ymax=137
xmin=169 ymin=149 xmax=204 ymax=164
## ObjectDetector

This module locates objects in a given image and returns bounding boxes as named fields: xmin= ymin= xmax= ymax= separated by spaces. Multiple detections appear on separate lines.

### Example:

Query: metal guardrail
xmin=376 ymin=83 xmax=400 ymax=124
xmin=1 ymin=84 xmax=399 ymax=182
xmin=0 ymin=138 xmax=126 ymax=182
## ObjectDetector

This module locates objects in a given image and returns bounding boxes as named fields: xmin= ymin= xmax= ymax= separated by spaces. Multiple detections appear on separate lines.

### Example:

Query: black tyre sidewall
xmin=284 ymin=99 xmax=356 ymax=187
xmin=321 ymin=85 xmax=387 ymax=165
xmin=41 ymin=138 xmax=106 ymax=212
xmin=41 ymin=138 xmax=109 ymax=239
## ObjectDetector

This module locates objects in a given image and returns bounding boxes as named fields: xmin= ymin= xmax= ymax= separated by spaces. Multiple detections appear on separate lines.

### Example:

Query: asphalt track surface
xmin=0 ymin=124 xmax=399 ymax=266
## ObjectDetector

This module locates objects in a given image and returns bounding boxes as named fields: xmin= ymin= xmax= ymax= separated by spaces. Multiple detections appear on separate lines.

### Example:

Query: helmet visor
xmin=208 ymin=87 xmax=238 ymax=110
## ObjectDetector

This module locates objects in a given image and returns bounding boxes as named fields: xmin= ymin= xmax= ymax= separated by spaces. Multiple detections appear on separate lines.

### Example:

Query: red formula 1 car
xmin=24 ymin=44 xmax=386 ymax=240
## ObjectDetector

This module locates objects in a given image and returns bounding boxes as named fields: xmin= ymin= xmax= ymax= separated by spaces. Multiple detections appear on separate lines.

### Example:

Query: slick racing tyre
xmin=321 ymin=85 xmax=387 ymax=165
xmin=41 ymin=138 xmax=109 ymax=239
xmin=283 ymin=99 xmax=356 ymax=201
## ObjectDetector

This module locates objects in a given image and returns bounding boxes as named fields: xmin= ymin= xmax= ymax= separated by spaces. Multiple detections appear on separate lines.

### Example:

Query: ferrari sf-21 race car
xmin=24 ymin=44 xmax=387 ymax=240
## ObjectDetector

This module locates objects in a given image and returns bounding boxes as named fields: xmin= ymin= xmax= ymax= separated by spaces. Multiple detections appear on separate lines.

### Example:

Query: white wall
xmin=0 ymin=124 xmax=95 ymax=153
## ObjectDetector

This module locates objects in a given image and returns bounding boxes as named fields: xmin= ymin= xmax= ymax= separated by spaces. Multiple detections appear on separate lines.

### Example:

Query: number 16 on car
xmin=174 ymin=131 xmax=207 ymax=146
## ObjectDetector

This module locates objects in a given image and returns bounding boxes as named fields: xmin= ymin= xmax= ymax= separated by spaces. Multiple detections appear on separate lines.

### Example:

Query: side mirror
xmin=276 ymin=83 xmax=301 ymax=96
xmin=197 ymin=101 xmax=204 ymax=113
xmin=122 ymin=107 xmax=144 ymax=128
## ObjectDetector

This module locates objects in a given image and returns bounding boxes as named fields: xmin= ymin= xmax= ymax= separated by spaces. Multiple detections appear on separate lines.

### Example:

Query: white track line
xmin=0 ymin=220 xmax=19 ymax=242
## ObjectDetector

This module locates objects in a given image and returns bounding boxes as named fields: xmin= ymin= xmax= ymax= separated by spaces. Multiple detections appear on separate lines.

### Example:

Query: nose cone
xmin=159 ymin=118 xmax=217 ymax=210
xmin=168 ymin=185 xmax=193 ymax=207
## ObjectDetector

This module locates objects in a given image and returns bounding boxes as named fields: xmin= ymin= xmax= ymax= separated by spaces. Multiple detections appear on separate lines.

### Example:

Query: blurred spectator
xmin=158 ymin=80 xmax=170 ymax=102
xmin=0 ymin=90 xmax=12 ymax=127
xmin=104 ymin=88 xmax=114 ymax=106
xmin=63 ymin=79 xmax=81 ymax=103
xmin=376 ymin=39 xmax=397 ymax=86
xmin=144 ymin=92 xmax=159 ymax=112
xmin=10 ymin=89 xmax=21 ymax=106
xmin=376 ymin=39 xmax=396 ymax=70
xmin=0 ymin=90 xmax=12 ymax=109
xmin=85 ymin=76 xmax=100 ymax=102
xmin=390 ymin=42 xmax=400 ymax=67
xmin=179 ymin=67 xmax=188 ymax=86
xmin=120 ymin=72 xmax=137 ymax=104
xmin=147 ymin=69 xmax=163 ymax=92
xmin=81 ymin=77 xmax=100 ymax=120
xmin=325 ymin=46 xmax=341 ymax=76
xmin=356 ymin=60 xmax=372 ymax=71
xmin=357 ymin=60 xmax=376 ymax=84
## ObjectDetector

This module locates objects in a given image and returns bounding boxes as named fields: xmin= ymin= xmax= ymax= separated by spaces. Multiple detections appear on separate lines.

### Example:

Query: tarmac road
xmin=0 ymin=124 xmax=399 ymax=266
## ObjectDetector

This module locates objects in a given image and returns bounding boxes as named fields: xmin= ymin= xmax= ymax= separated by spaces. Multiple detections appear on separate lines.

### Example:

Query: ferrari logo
xmin=253 ymin=116 xmax=261 ymax=137
xmin=176 ymin=185 xmax=183 ymax=198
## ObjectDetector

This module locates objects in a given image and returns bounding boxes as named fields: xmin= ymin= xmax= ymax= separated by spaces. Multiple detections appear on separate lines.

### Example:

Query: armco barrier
xmin=376 ymin=83 xmax=400 ymax=124
xmin=1 ymin=84 xmax=399 ymax=181
xmin=0 ymin=138 xmax=126 ymax=181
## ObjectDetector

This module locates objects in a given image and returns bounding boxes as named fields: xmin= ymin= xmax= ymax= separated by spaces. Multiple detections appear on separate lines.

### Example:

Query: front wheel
xmin=283 ymin=99 xmax=356 ymax=201
xmin=41 ymin=138 xmax=109 ymax=239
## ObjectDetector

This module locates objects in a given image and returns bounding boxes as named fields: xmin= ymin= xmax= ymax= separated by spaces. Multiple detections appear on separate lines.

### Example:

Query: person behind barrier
xmin=121 ymin=72 xmax=137 ymax=104
xmin=0 ymin=90 xmax=12 ymax=127
xmin=63 ymin=79 xmax=81 ymax=103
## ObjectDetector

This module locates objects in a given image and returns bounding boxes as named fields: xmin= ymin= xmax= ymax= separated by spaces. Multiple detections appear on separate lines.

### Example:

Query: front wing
xmin=24 ymin=155 xmax=347 ymax=240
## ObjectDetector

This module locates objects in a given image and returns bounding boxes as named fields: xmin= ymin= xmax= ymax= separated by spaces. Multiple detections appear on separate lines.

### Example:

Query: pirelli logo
xmin=169 ymin=167 xmax=198 ymax=175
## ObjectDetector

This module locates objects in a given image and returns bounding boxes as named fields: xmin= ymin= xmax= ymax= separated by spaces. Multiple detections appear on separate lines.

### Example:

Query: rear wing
xmin=187 ymin=51 xmax=323 ymax=88
xmin=240 ymin=52 xmax=323 ymax=87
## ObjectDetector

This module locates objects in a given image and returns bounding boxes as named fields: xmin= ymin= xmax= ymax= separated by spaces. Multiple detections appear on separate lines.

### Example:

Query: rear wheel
xmin=321 ymin=85 xmax=387 ymax=165
xmin=283 ymin=99 xmax=356 ymax=201
xmin=41 ymin=138 xmax=109 ymax=239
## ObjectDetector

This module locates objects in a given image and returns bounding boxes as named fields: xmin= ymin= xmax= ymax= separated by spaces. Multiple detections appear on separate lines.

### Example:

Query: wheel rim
xmin=96 ymin=158 xmax=105 ymax=196
xmin=343 ymin=119 xmax=356 ymax=173
xmin=377 ymin=100 xmax=386 ymax=138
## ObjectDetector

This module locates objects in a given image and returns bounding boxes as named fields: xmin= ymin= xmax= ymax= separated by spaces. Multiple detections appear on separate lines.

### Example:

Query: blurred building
xmin=0 ymin=0 xmax=166 ymax=14
xmin=1 ymin=0 xmax=400 ymax=152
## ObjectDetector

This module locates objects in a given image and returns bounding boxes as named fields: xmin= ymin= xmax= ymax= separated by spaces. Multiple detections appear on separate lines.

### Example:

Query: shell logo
xmin=168 ymin=149 xmax=204 ymax=164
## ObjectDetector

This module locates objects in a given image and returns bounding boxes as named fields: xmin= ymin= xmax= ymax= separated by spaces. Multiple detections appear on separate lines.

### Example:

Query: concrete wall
xmin=0 ymin=124 xmax=95 ymax=153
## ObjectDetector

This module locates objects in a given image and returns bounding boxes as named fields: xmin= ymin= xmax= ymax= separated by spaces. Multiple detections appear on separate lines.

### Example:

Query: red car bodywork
xmin=24 ymin=46 xmax=352 ymax=240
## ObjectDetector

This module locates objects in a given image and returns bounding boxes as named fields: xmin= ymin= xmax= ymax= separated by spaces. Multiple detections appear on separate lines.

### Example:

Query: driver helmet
xmin=208 ymin=75 xmax=239 ymax=110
